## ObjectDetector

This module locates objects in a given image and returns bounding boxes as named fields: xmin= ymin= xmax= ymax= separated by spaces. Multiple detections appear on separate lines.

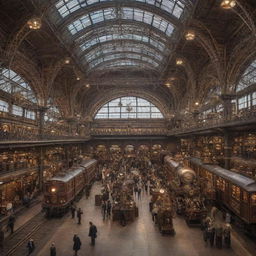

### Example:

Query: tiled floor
xmin=30 ymin=182 xmax=255 ymax=256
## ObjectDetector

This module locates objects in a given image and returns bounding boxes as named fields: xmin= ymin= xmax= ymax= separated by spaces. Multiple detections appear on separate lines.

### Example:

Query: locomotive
xmin=42 ymin=159 xmax=97 ymax=217
xmin=164 ymin=156 xmax=207 ymax=224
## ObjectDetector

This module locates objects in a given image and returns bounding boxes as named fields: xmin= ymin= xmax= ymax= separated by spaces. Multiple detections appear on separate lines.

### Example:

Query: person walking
xmin=50 ymin=242 xmax=56 ymax=256
xmin=8 ymin=214 xmax=15 ymax=234
xmin=77 ymin=208 xmax=83 ymax=224
xmin=88 ymin=221 xmax=97 ymax=246
xmin=71 ymin=205 xmax=76 ymax=219
xmin=101 ymin=201 xmax=107 ymax=220
xmin=73 ymin=234 xmax=81 ymax=256
xmin=107 ymin=200 xmax=112 ymax=218
xmin=138 ymin=187 xmax=142 ymax=200
xmin=27 ymin=238 xmax=35 ymax=255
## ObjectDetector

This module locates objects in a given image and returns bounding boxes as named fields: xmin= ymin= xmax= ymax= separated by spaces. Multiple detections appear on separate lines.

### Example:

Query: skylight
xmin=67 ymin=7 xmax=174 ymax=36
xmin=95 ymin=96 xmax=164 ymax=119
xmin=56 ymin=0 xmax=185 ymax=19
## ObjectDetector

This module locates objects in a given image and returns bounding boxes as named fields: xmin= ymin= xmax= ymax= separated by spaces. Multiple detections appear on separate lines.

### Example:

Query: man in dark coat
xmin=71 ymin=205 xmax=76 ymax=219
xmin=8 ymin=214 xmax=15 ymax=234
xmin=88 ymin=221 xmax=97 ymax=246
xmin=77 ymin=208 xmax=83 ymax=224
xmin=101 ymin=201 xmax=107 ymax=220
xmin=73 ymin=234 xmax=81 ymax=256
xmin=50 ymin=242 xmax=56 ymax=256
xmin=107 ymin=200 xmax=111 ymax=217
xmin=209 ymin=226 xmax=215 ymax=247
xmin=0 ymin=226 xmax=4 ymax=253
xmin=27 ymin=238 xmax=35 ymax=255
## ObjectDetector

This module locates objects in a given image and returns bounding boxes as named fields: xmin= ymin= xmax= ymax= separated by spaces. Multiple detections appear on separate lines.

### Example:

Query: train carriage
xmin=80 ymin=159 xmax=98 ymax=186
xmin=189 ymin=157 xmax=256 ymax=233
xmin=43 ymin=158 xmax=98 ymax=217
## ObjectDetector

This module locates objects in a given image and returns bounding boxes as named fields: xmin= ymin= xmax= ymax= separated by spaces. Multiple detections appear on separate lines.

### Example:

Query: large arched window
xmin=0 ymin=68 xmax=37 ymax=103
xmin=95 ymin=96 xmax=164 ymax=119
xmin=236 ymin=60 xmax=256 ymax=92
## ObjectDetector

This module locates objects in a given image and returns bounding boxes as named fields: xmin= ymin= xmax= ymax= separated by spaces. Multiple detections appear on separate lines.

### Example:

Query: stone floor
xmin=25 ymin=182 xmax=254 ymax=256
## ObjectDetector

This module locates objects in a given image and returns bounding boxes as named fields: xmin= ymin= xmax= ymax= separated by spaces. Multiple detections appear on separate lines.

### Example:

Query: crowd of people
xmin=202 ymin=211 xmax=232 ymax=249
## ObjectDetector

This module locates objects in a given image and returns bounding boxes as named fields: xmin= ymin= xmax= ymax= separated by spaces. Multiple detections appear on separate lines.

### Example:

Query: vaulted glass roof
xmin=95 ymin=96 xmax=164 ymax=119
xmin=50 ymin=0 xmax=193 ymax=72
xmin=67 ymin=7 xmax=174 ymax=36
xmin=89 ymin=53 xmax=159 ymax=70
xmin=84 ymin=43 xmax=163 ymax=61
xmin=0 ymin=68 xmax=37 ymax=103
xmin=56 ymin=0 xmax=185 ymax=19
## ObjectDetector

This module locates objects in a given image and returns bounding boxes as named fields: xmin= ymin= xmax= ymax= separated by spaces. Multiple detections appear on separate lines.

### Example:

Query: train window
xmin=242 ymin=192 xmax=248 ymax=202
xmin=232 ymin=185 xmax=241 ymax=201
xmin=251 ymin=194 xmax=256 ymax=205
xmin=216 ymin=178 xmax=225 ymax=192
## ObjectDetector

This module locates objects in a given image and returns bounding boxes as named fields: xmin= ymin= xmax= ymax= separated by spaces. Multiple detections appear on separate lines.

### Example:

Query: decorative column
xmin=38 ymin=147 xmax=45 ymax=191
xmin=38 ymin=106 xmax=48 ymax=140
xmin=66 ymin=117 xmax=77 ymax=136
xmin=220 ymin=94 xmax=234 ymax=121
xmin=223 ymin=130 xmax=232 ymax=170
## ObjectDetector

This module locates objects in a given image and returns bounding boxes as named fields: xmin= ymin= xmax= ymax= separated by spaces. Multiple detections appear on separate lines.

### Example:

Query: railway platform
xmin=2 ymin=183 xmax=256 ymax=256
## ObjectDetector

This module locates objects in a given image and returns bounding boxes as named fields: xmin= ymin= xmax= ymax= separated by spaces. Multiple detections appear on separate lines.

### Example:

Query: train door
xmin=241 ymin=191 xmax=249 ymax=221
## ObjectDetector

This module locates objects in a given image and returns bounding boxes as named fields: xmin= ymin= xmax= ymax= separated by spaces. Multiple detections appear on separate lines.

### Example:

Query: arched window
xmin=236 ymin=60 xmax=256 ymax=92
xmin=0 ymin=68 xmax=37 ymax=103
xmin=95 ymin=97 xmax=164 ymax=119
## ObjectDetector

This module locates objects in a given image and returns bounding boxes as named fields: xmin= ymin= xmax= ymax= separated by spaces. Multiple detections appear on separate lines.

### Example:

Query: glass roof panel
xmin=67 ymin=7 xmax=174 ymax=37
xmin=88 ymin=52 xmax=159 ymax=69
xmin=237 ymin=60 xmax=256 ymax=92
xmin=82 ymin=42 xmax=164 ymax=63
xmin=55 ymin=0 xmax=187 ymax=19
xmin=79 ymin=33 xmax=166 ymax=51
xmin=0 ymin=68 xmax=37 ymax=103
xmin=95 ymin=96 xmax=164 ymax=119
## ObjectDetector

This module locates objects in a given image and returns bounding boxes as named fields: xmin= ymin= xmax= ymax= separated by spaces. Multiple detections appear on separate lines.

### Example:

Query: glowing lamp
xmin=159 ymin=188 xmax=165 ymax=194
xmin=51 ymin=187 xmax=56 ymax=193
xmin=221 ymin=0 xmax=236 ymax=9
xmin=27 ymin=17 xmax=42 ymax=30
xmin=185 ymin=30 xmax=195 ymax=41
xmin=64 ymin=58 xmax=70 ymax=64
xmin=176 ymin=58 xmax=183 ymax=65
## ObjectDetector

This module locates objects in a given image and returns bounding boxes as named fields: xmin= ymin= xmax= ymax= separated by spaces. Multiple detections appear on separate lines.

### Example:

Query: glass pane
xmin=94 ymin=96 xmax=164 ymax=119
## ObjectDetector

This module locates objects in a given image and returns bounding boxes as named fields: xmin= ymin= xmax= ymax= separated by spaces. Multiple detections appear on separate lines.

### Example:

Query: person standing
xmin=107 ymin=200 xmax=112 ymax=217
xmin=73 ymin=234 xmax=81 ymax=256
xmin=50 ymin=242 xmax=56 ymax=256
xmin=77 ymin=208 xmax=83 ymax=224
xmin=8 ymin=214 xmax=15 ymax=234
xmin=88 ymin=221 xmax=97 ymax=246
xmin=27 ymin=238 xmax=35 ymax=255
xmin=215 ymin=225 xmax=223 ymax=249
xmin=0 ymin=226 xmax=4 ymax=253
xmin=223 ymin=224 xmax=231 ymax=248
xmin=101 ymin=201 xmax=107 ymax=220
xmin=71 ymin=205 xmax=76 ymax=219
xmin=209 ymin=225 xmax=215 ymax=247
xmin=138 ymin=187 xmax=142 ymax=200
